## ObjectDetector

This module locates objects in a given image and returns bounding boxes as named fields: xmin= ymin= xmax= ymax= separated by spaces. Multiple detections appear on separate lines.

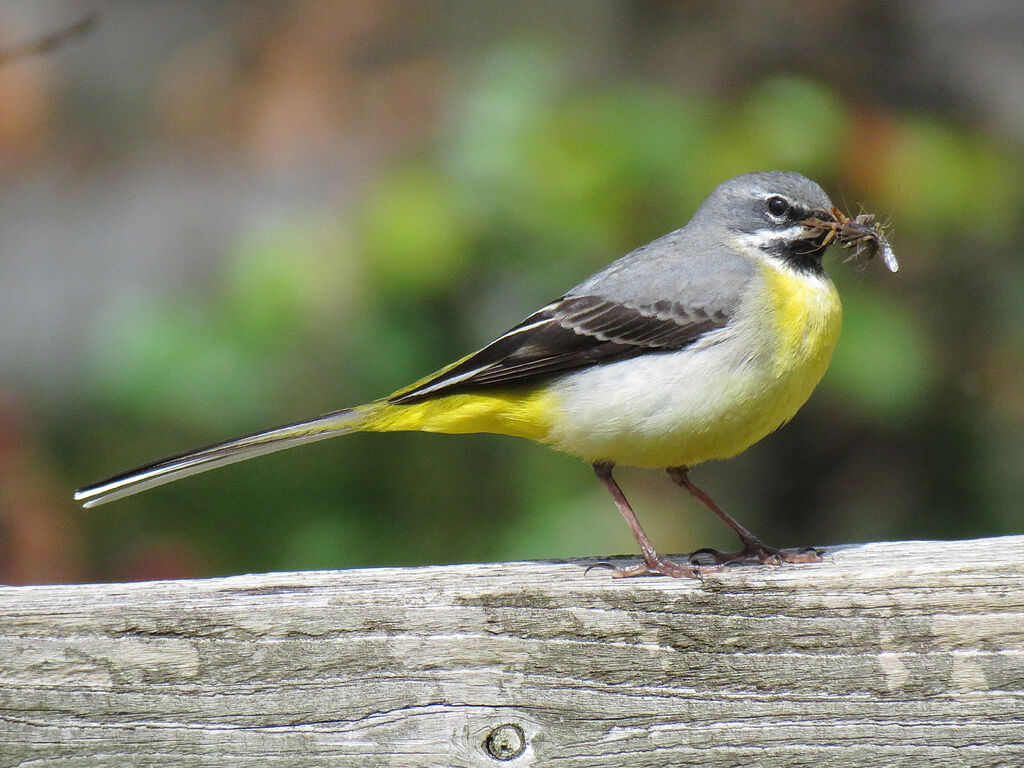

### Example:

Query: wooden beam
xmin=2 ymin=536 xmax=1023 ymax=766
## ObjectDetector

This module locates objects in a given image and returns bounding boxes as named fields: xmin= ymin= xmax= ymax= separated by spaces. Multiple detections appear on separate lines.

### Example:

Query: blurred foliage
xmin=5 ymin=19 xmax=1024 ymax=583
xmin=826 ymin=288 xmax=935 ymax=422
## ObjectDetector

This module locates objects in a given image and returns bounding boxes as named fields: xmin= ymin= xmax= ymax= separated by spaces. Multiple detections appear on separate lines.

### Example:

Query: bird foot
xmin=588 ymin=555 xmax=708 ymax=579
xmin=689 ymin=541 xmax=824 ymax=566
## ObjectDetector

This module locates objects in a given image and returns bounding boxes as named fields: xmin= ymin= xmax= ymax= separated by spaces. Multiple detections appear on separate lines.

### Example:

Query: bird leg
xmin=592 ymin=462 xmax=700 ymax=578
xmin=666 ymin=466 xmax=822 ymax=566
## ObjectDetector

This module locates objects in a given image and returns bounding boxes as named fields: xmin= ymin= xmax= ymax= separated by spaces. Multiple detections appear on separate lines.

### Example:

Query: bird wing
xmin=389 ymin=294 xmax=731 ymax=404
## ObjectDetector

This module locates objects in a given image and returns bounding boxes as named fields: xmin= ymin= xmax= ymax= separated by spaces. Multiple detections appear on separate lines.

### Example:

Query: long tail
xmin=74 ymin=407 xmax=372 ymax=508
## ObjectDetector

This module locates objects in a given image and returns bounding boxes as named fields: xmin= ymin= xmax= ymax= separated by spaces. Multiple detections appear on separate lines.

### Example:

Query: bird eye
xmin=766 ymin=196 xmax=790 ymax=218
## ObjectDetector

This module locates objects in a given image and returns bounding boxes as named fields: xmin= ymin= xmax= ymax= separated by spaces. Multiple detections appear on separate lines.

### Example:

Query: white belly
xmin=541 ymin=326 xmax=775 ymax=467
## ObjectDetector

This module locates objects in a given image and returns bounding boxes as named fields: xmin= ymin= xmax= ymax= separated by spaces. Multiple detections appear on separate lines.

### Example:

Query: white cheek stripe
xmin=731 ymin=233 xmax=833 ymax=287
xmin=735 ymin=225 xmax=817 ymax=250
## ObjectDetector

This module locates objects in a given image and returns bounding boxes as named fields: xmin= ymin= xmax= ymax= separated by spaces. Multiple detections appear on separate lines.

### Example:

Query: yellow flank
xmin=363 ymin=389 xmax=557 ymax=442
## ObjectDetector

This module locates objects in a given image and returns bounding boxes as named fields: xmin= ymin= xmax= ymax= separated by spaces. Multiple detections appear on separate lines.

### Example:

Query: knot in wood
xmin=484 ymin=723 xmax=526 ymax=761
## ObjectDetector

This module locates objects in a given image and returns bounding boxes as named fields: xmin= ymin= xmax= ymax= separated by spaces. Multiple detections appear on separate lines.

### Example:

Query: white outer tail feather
xmin=74 ymin=408 xmax=367 ymax=508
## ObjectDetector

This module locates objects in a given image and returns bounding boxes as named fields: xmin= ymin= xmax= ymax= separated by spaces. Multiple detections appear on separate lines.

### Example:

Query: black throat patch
xmin=773 ymin=232 xmax=830 ymax=274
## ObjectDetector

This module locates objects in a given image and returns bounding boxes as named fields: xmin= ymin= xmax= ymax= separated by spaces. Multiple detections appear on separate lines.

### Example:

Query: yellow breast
xmin=754 ymin=259 xmax=842 ymax=428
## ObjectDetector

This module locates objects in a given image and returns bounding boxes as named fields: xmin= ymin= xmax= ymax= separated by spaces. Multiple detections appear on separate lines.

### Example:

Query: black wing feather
xmin=390 ymin=295 xmax=729 ymax=404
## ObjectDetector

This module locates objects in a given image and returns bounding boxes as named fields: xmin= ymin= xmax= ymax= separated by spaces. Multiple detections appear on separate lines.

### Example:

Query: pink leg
xmin=667 ymin=466 xmax=822 ymax=566
xmin=593 ymin=463 xmax=700 ymax=578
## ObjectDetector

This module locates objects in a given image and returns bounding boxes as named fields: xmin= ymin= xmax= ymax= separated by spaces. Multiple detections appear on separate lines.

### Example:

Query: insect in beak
xmin=801 ymin=206 xmax=899 ymax=273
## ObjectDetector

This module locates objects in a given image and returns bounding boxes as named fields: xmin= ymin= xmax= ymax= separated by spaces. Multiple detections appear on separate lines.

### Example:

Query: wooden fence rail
xmin=2 ymin=535 xmax=1023 ymax=767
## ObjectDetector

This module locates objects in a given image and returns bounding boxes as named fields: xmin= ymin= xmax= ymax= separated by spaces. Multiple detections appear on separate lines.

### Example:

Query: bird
xmin=76 ymin=171 xmax=897 ymax=578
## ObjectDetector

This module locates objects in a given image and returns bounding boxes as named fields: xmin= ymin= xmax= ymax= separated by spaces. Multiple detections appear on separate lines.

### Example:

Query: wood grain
xmin=2 ymin=536 xmax=1023 ymax=767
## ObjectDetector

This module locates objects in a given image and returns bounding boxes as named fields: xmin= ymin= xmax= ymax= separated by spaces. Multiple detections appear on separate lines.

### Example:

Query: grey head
xmin=692 ymin=171 xmax=836 ymax=273
xmin=565 ymin=170 xmax=839 ymax=307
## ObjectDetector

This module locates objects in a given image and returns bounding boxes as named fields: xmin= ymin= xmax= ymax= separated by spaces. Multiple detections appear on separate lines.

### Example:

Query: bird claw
xmin=609 ymin=555 xmax=710 ymax=579
xmin=690 ymin=542 xmax=824 ymax=566
xmin=584 ymin=561 xmax=618 ymax=576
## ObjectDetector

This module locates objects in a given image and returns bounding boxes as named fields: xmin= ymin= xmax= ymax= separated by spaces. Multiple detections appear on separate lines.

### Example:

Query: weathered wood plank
xmin=2 ymin=536 xmax=1023 ymax=767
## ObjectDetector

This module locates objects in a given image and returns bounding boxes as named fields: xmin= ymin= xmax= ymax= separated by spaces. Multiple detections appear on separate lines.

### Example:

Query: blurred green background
xmin=1 ymin=1 xmax=1021 ymax=584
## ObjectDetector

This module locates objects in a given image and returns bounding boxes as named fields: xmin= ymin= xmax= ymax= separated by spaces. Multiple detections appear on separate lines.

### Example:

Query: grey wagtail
xmin=75 ymin=171 xmax=897 ymax=578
